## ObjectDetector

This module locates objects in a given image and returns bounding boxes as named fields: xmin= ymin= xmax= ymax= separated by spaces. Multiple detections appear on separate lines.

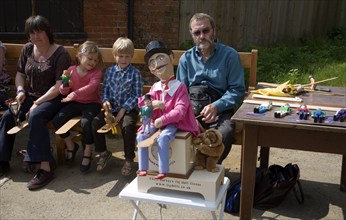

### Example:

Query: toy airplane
xmin=55 ymin=117 xmax=81 ymax=135
xmin=97 ymin=110 xmax=121 ymax=135
xmin=137 ymin=130 xmax=160 ymax=148
xmin=251 ymin=80 xmax=305 ymax=97
xmin=7 ymin=121 xmax=29 ymax=135
xmin=7 ymin=99 xmax=29 ymax=134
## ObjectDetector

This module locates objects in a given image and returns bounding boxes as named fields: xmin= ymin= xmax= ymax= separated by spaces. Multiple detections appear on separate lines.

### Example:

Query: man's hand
xmin=151 ymin=100 xmax=164 ymax=110
xmin=154 ymin=118 xmax=163 ymax=128
xmin=200 ymin=104 xmax=218 ymax=124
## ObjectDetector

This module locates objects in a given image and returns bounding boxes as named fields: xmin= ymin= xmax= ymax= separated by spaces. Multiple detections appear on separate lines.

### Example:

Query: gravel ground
xmin=0 ymin=128 xmax=345 ymax=219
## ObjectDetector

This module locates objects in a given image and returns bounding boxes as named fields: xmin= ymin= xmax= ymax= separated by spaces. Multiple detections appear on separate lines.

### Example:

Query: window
xmin=0 ymin=0 xmax=86 ymax=39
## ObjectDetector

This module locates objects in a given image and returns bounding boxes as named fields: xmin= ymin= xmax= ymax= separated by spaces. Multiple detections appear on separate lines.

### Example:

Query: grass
xmin=180 ymin=28 xmax=346 ymax=88
xmin=251 ymin=33 xmax=346 ymax=87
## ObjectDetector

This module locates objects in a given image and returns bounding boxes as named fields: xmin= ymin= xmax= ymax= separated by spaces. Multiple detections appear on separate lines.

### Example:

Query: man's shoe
xmin=27 ymin=169 xmax=54 ymax=190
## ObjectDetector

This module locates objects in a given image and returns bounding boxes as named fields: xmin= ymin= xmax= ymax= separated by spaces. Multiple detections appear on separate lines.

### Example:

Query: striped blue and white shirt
xmin=102 ymin=64 xmax=143 ymax=113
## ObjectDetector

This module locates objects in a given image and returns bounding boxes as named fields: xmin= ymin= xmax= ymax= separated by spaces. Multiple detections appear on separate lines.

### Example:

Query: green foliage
xmin=179 ymin=40 xmax=194 ymax=50
xmin=252 ymin=34 xmax=346 ymax=87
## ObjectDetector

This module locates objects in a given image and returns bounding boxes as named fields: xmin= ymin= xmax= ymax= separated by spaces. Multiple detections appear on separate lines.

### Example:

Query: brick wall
xmin=84 ymin=0 xmax=180 ymax=50
xmin=84 ymin=0 xmax=128 ymax=47
xmin=83 ymin=0 xmax=180 ymax=82
xmin=3 ymin=0 xmax=181 ymax=84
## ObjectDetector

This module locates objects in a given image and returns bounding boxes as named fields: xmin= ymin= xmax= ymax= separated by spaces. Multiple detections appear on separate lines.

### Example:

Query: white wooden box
xmin=148 ymin=131 xmax=194 ymax=176
xmin=138 ymin=165 xmax=225 ymax=201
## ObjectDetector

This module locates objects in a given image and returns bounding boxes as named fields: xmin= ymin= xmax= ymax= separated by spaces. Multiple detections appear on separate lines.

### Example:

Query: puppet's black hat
xmin=144 ymin=94 xmax=151 ymax=100
xmin=144 ymin=40 xmax=172 ymax=64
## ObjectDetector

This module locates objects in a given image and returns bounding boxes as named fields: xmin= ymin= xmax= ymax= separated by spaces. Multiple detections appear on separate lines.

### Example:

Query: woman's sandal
xmin=80 ymin=154 xmax=92 ymax=173
xmin=121 ymin=161 xmax=133 ymax=176
xmin=66 ymin=143 xmax=79 ymax=165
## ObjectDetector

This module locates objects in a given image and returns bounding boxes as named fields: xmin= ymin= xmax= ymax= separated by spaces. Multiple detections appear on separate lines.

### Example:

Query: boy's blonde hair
xmin=112 ymin=37 xmax=134 ymax=56
xmin=78 ymin=41 xmax=104 ymax=70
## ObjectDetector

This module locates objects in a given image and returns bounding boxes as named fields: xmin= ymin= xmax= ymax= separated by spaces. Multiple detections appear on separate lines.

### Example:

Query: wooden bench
xmin=3 ymin=43 xmax=258 ymax=165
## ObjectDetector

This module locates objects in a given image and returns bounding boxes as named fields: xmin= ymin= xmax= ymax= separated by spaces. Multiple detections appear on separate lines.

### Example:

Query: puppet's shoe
xmin=141 ymin=131 xmax=144 ymax=134
xmin=154 ymin=173 xmax=167 ymax=180
xmin=138 ymin=170 xmax=147 ymax=176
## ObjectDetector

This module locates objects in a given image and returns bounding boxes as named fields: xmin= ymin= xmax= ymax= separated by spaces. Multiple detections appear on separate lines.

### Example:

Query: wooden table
xmin=231 ymin=87 xmax=346 ymax=220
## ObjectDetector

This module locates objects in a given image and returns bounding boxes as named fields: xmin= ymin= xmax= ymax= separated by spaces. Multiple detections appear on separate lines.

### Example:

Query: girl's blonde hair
xmin=78 ymin=41 xmax=104 ymax=70
xmin=112 ymin=37 xmax=134 ymax=56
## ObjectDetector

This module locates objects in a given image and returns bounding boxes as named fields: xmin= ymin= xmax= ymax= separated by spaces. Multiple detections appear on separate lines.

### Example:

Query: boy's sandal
xmin=121 ymin=161 xmax=133 ymax=176
xmin=96 ymin=151 xmax=112 ymax=171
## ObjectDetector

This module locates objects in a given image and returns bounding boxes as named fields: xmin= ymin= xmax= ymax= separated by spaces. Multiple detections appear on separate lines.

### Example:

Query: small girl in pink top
xmin=52 ymin=41 xmax=104 ymax=173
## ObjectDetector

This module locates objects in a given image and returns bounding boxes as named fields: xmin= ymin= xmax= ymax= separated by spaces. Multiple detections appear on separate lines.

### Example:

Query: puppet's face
xmin=148 ymin=53 xmax=174 ymax=81
xmin=144 ymin=99 xmax=152 ymax=106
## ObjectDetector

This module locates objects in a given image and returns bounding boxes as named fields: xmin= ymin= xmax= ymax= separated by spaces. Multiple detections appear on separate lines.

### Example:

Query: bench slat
xmin=3 ymin=42 xmax=258 ymax=164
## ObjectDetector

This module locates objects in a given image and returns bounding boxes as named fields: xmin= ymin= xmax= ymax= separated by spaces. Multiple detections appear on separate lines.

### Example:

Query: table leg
xmin=130 ymin=200 xmax=147 ymax=220
xmin=239 ymin=124 xmax=259 ymax=220
xmin=259 ymin=146 xmax=270 ymax=168
xmin=341 ymin=155 xmax=346 ymax=192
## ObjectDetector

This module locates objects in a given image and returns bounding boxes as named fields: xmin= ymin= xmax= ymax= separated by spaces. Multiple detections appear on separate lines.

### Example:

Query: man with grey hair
xmin=176 ymin=12 xmax=245 ymax=164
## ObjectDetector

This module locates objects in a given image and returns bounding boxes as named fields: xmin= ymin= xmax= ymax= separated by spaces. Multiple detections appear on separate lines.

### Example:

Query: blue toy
xmin=333 ymin=108 xmax=346 ymax=122
xmin=254 ymin=101 xmax=272 ymax=114
xmin=296 ymin=104 xmax=310 ymax=120
xmin=311 ymin=108 xmax=326 ymax=123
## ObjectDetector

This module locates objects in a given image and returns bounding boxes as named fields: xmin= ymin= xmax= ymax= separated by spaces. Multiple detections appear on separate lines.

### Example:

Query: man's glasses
xmin=192 ymin=28 xmax=211 ymax=37
xmin=148 ymin=54 xmax=165 ymax=69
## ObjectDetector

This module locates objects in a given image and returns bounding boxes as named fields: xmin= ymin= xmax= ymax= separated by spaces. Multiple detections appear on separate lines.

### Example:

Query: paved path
xmin=0 ymin=129 xmax=345 ymax=219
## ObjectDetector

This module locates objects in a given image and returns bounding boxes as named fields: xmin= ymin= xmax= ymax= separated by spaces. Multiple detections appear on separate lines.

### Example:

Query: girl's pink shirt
xmin=138 ymin=79 xmax=200 ymax=137
xmin=59 ymin=65 xmax=103 ymax=104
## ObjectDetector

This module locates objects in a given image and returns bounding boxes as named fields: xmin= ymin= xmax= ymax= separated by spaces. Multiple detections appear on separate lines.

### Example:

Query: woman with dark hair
xmin=0 ymin=15 xmax=71 ymax=189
